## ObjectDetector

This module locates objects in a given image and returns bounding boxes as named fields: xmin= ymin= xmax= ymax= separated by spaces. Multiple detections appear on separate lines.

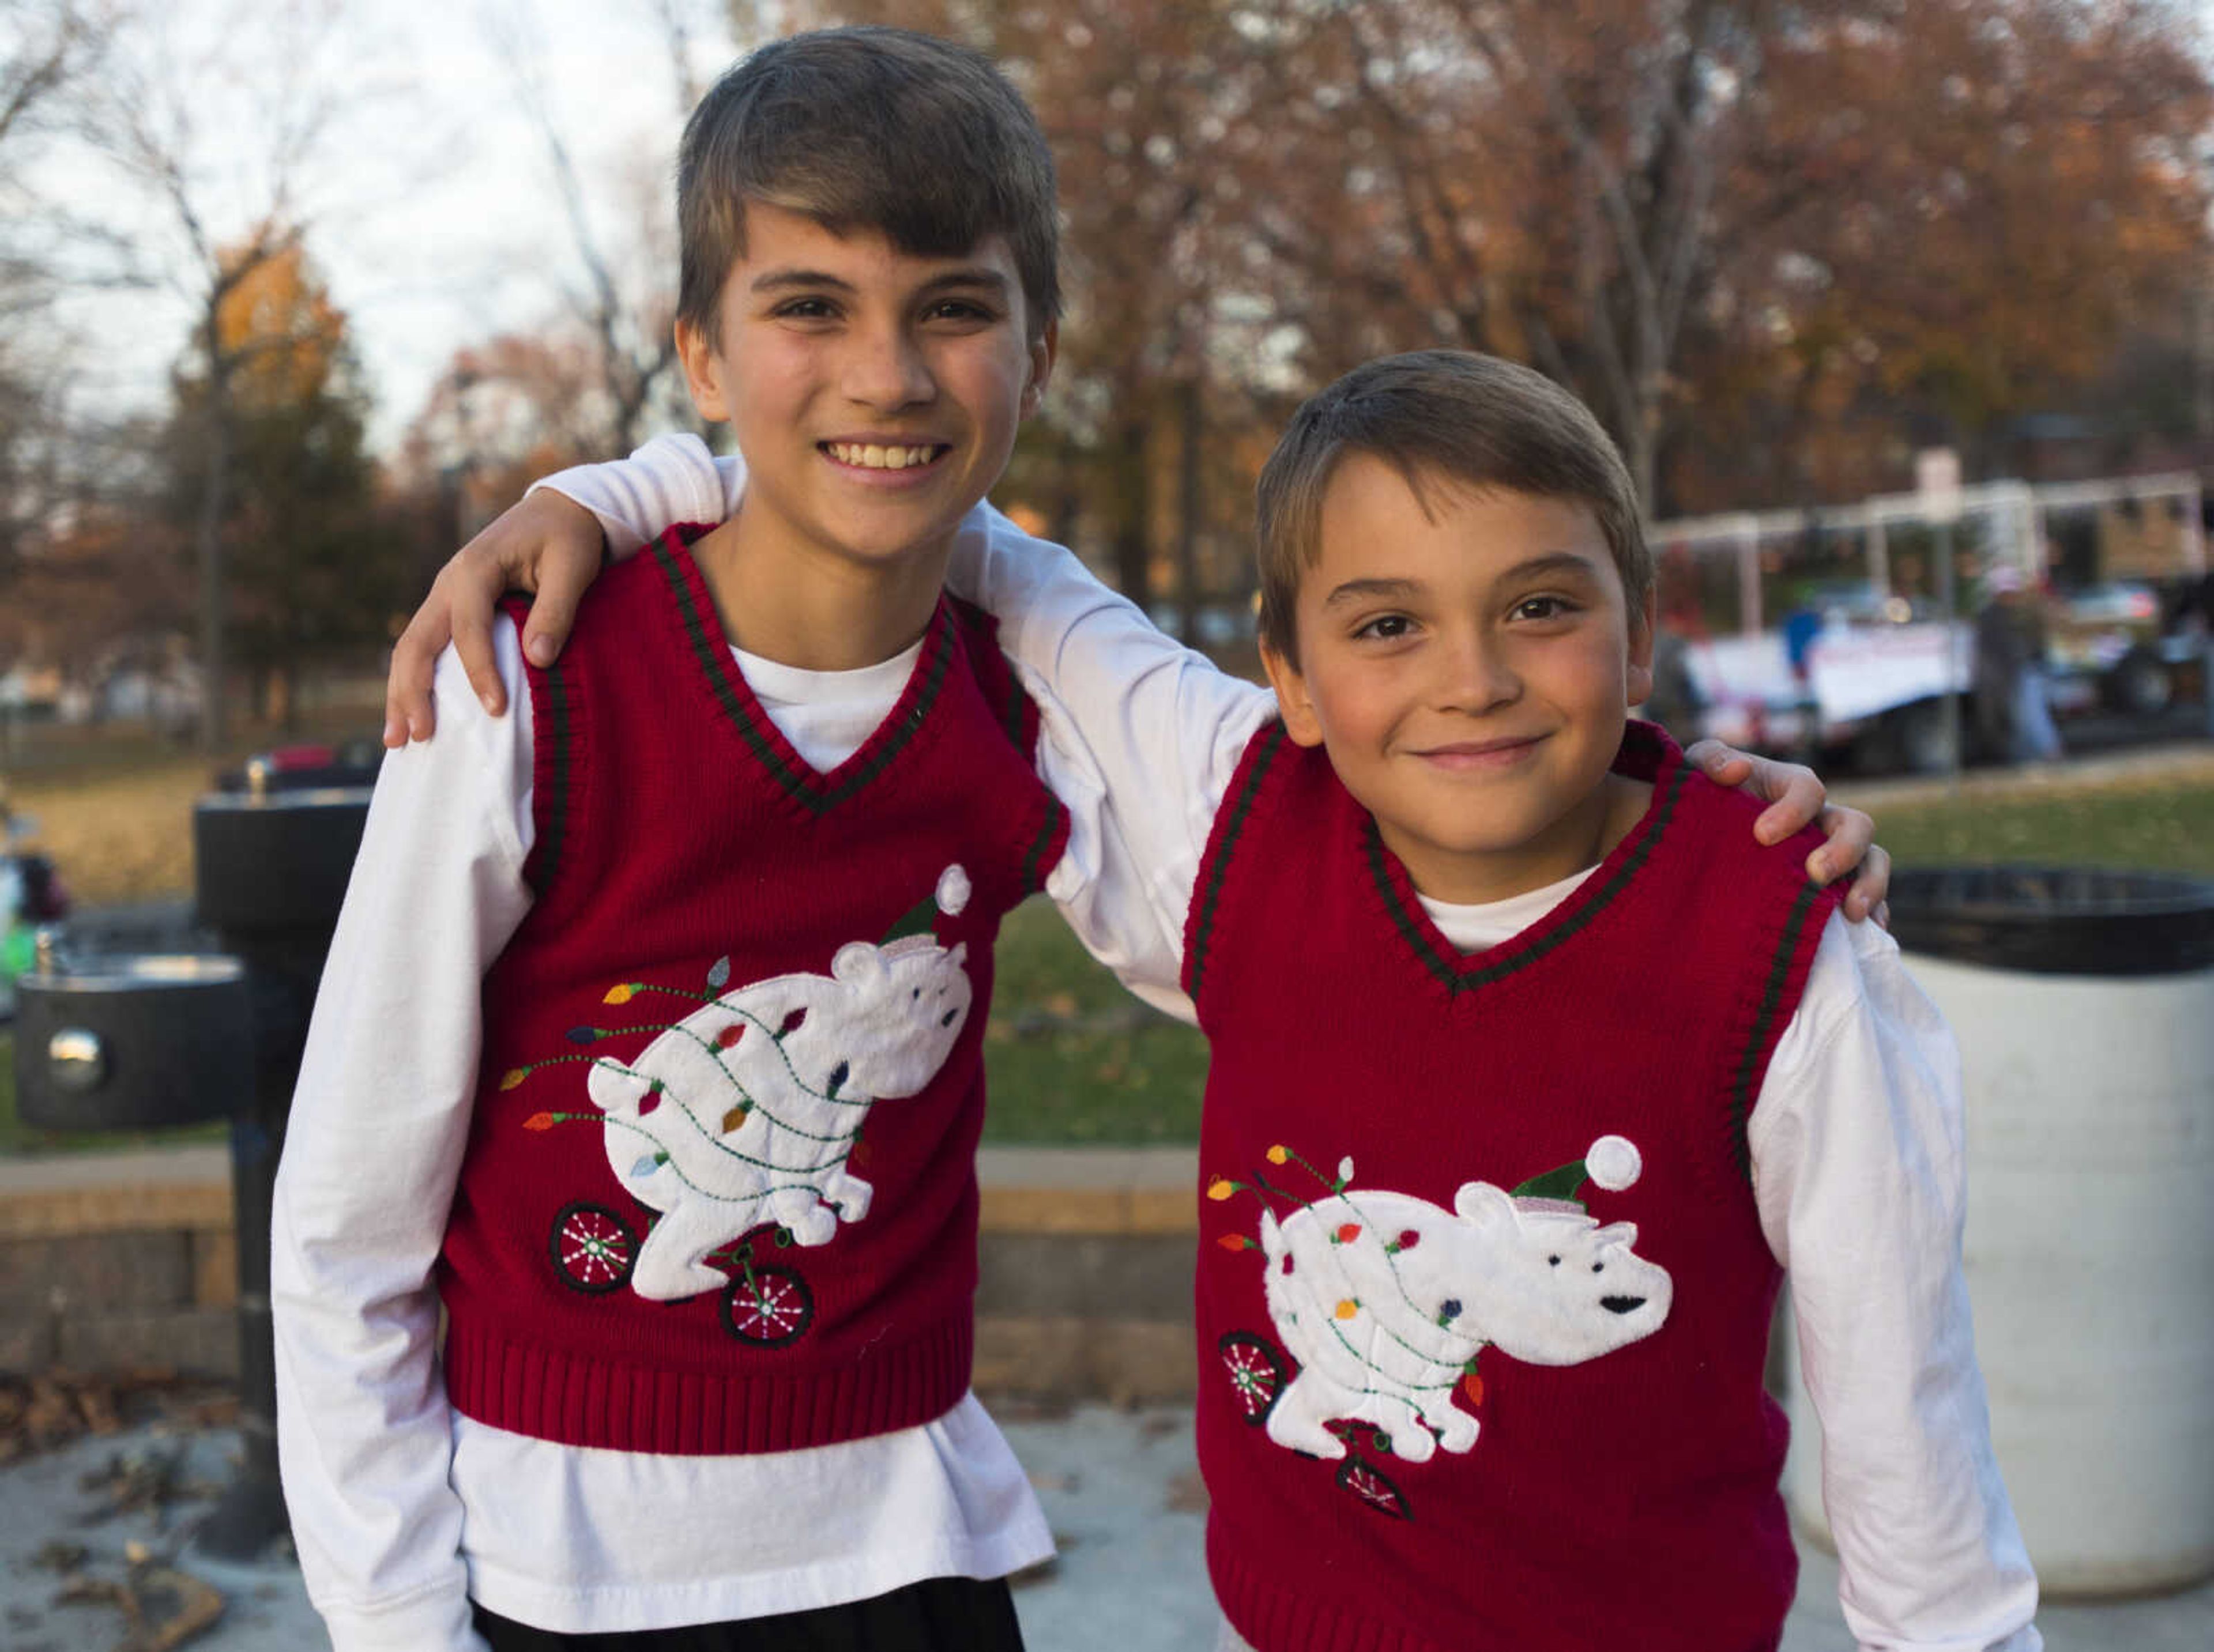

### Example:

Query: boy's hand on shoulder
xmin=383 ymin=491 xmax=607 ymax=747
xmin=1685 ymin=739 xmax=1891 ymax=926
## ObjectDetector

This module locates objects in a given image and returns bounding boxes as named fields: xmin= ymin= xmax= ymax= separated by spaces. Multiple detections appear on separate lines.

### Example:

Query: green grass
xmin=1878 ymin=780 xmax=2214 ymax=877
xmin=980 ymin=897 xmax=1208 ymax=1144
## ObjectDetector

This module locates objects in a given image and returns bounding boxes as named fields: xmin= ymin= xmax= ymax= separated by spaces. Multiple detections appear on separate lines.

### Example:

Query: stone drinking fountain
xmin=13 ymin=744 xmax=378 ymax=1560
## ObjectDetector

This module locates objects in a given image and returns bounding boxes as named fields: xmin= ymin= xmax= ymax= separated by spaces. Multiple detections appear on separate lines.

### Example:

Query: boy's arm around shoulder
xmin=950 ymin=506 xmax=1278 ymax=1015
xmin=533 ymin=431 xmax=737 ymax=557
xmin=1748 ymin=914 xmax=2040 ymax=1651
xmin=274 ymin=625 xmax=536 ymax=1652
xmin=386 ymin=434 xmax=736 ymax=744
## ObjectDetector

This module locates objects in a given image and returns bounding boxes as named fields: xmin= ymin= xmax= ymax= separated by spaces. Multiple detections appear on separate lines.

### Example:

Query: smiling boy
xmin=1272 ymin=462 xmax=1652 ymax=903
xmin=677 ymin=201 xmax=1050 ymax=666
xmin=273 ymin=32 xmax=1073 ymax=1652
xmin=1193 ymin=356 xmax=2034 ymax=1648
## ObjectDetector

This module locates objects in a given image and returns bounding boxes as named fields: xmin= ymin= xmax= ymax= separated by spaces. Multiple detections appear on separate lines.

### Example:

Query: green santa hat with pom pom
xmin=881 ymin=863 xmax=973 ymax=948
xmin=1509 ymin=1134 xmax=1644 ymax=1215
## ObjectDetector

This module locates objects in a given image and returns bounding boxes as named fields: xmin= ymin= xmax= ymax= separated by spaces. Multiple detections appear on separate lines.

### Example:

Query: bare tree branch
xmin=487 ymin=1 xmax=687 ymax=454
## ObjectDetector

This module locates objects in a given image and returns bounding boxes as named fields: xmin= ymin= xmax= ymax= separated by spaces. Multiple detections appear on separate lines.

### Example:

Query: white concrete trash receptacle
xmin=1783 ymin=866 xmax=2214 ymax=1596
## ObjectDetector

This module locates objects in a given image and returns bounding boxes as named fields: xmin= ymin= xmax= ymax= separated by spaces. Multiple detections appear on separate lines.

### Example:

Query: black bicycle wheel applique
xmin=720 ymin=1263 xmax=815 ymax=1347
xmin=549 ymin=1202 xmax=637 ymax=1294
xmin=1219 ymin=1330 xmax=1285 ymax=1424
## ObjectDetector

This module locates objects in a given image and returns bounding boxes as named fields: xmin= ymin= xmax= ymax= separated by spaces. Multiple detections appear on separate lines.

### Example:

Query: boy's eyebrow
xmin=752 ymin=269 xmax=858 ymax=295
xmin=750 ymin=267 xmax=1012 ymax=298
xmin=916 ymin=268 xmax=1012 ymax=298
xmin=1321 ymin=553 xmax=1607 ymax=609
xmin=1497 ymin=552 xmax=1608 ymax=582
xmin=1322 ymin=577 xmax=1424 ymax=609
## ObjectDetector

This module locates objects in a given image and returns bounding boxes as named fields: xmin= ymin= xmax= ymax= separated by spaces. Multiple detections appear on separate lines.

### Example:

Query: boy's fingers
xmin=1749 ymin=769 xmax=1827 ymax=845
xmin=1835 ymin=843 xmax=1892 ymax=922
xmin=1688 ymin=740 xmax=1824 ymax=846
xmin=1711 ymin=749 xmax=1826 ymax=846
xmin=518 ymin=537 xmax=603 ymax=667
xmin=450 ymin=572 xmax=506 ymax=719
xmin=381 ymin=630 xmax=436 ymax=748
xmin=1683 ymin=737 xmax=1753 ymax=787
xmin=385 ymin=597 xmax=454 ymax=745
xmin=383 ymin=490 xmax=605 ymax=737
xmin=1804 ymin=804 xmax=1879 ymax=887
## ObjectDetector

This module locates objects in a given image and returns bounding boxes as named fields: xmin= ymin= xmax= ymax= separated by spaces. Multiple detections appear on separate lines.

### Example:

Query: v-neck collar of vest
xmin=1359 ymin=726 xmax=1690 ymax=998
xmin=648 ymin=526 xmax=958 ymax=819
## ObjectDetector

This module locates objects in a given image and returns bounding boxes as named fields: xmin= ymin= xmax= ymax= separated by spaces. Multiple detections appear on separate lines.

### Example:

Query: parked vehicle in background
xmin=1674 ymin=583 xmax=1974 ymax=775
xmin=2042 ymin=581 xmax=2190 ymax=718
xmin=1650 ymin=470 xmax=2211 ymax=774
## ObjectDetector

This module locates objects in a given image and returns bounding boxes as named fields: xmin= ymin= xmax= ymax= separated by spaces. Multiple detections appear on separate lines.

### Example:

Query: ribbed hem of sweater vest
xmin=440 ymin=1311 xmax=973 ymax=1454
xmin=1213 ymin=1544 xmax=1444 ymax=1652
xmin=1211 ymin=1542 xmax=1789 ymax=1652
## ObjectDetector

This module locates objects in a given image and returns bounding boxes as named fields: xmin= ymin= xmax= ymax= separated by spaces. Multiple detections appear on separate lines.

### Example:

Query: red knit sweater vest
xmin=439 ymin=527 xmax=1068 ymax=1455
xmin=1187 ymin=722 xmax=1837 ymax=1652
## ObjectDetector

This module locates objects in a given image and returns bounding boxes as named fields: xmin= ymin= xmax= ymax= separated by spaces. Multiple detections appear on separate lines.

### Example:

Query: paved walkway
xmin=3 ymin=1406 xmax=2209 ymax=1650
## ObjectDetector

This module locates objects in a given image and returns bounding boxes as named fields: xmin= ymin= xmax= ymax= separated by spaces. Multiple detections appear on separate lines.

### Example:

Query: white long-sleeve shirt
xmin=271 ymin=625 xmax=1057 ymax=1650
xmin=541 ymin=435 xmax=2041 ymax=1652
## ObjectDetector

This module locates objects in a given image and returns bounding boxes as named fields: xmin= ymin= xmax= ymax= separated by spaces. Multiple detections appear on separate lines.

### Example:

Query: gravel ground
xmin=2 ymin=1405 xmax=2209 ymax=1651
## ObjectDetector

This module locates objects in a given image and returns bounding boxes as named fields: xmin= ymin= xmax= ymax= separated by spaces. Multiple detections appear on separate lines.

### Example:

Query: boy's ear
xmin=1626 ymin=587 xmax=1656 ymax=709
xmin=1021 ymin=319 xmax=1058 ymax=417
xmin=677 ymin=315 xmax=731 ymax=424
xmin=1259 ymin=636 xmax=1326 ymax=749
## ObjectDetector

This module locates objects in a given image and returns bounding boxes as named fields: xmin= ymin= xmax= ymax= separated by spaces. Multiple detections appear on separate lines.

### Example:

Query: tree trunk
xmin=194 ymin=340 xmax=233 ymax=754
xmin=1108 ymin=410 xmax=1153 ymax=608
xmin=1625 ymin=387 xmax=1659 ymax=517
xmin=1176 ymin=376 xmax=1203 ymax=648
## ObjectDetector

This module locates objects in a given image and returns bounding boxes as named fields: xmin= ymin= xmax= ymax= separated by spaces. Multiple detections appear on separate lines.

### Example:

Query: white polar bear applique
xmin=514 ymin=865 xmax=976 ymax=1308
xmin=1211 ymin=1137 xmax=1671 ymax=1483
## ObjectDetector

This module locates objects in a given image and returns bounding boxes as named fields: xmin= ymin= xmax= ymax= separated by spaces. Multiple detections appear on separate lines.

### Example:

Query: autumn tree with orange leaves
xmin=739 ymin=1 xmax=2207 ymax=589
xmin=1671 ymin=0 xmax=2213 ymax=508
xmin=1237 ymin=0 xmax=2211 ymax=512
xmin=164 ymin=242 xmax=407 ymax=727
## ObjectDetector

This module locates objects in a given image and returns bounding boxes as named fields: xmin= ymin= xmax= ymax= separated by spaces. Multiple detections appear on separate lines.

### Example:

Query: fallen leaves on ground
xmin=77 ymin=1442 xmax=221 ymax=1527
xmin=54 ymin=1560 xmax=224 ymax=1652
xmin=0 ymin=1371 xmax=237 ymax=1466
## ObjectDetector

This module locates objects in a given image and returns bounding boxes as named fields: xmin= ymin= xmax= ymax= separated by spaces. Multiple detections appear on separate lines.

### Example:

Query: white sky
xmin=33 ymin=0 xmax=748 ymax=453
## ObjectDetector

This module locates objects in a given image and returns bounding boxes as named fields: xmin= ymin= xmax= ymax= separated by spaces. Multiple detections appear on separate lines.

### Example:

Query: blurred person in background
xmin=1974 ymin=567 xmax=2060 ymax=764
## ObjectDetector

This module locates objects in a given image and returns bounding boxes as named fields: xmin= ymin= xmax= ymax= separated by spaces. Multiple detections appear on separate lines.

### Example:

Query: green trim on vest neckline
xmin=1364 ymin=759 xmax=1692 ymax=997
xmin=652 ymin=534 xmax=956 ymax=817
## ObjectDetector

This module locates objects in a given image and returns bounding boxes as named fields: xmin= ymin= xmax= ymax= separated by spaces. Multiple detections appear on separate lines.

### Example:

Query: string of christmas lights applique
xmin=1210 ymin=1136 xmax=1673 ymax=1520
xmin=505 ymin=865 xmax=977 ymax=1345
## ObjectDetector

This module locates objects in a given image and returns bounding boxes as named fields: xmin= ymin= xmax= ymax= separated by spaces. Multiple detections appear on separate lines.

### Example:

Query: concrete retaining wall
xmin=0 ymin=1145 xmax=1203 ymax=1401
xmin=0 ymin=1147 xmax=239 ymax=1376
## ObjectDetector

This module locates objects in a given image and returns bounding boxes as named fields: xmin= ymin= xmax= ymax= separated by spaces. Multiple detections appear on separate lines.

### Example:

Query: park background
xmin=2 ymin=2 xmax=2214 ymax=1648
xmin=7 ymin=0 xmax=2214 ymax=1140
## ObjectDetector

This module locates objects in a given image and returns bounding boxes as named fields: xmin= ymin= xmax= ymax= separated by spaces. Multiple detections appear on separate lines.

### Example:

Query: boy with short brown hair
xmin=1199 ymin=351 xmax=2035 ymax=1649
xmin=276 ymin=28 xmax=1070 ymax=1652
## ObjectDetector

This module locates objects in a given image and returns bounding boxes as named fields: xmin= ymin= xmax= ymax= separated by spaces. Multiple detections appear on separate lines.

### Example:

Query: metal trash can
xmin=1783 ymin=866 xmax=2214 ymax=1595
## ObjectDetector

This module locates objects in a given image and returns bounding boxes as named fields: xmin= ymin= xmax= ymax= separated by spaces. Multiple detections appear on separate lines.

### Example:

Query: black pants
xmin=471 ymin=1576 xmax=1026 ymax=1651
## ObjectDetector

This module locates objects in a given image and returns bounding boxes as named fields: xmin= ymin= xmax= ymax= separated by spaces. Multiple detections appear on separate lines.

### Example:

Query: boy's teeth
xmin=831 ymin=442 xmax=937 ymax=469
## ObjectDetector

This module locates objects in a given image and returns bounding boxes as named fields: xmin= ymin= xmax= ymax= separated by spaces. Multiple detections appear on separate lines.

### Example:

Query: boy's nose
xmin=1436 ymin=632 xmax=1520 ymax=714
xmin=841 ymin=322 xmax=937 ymax=409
